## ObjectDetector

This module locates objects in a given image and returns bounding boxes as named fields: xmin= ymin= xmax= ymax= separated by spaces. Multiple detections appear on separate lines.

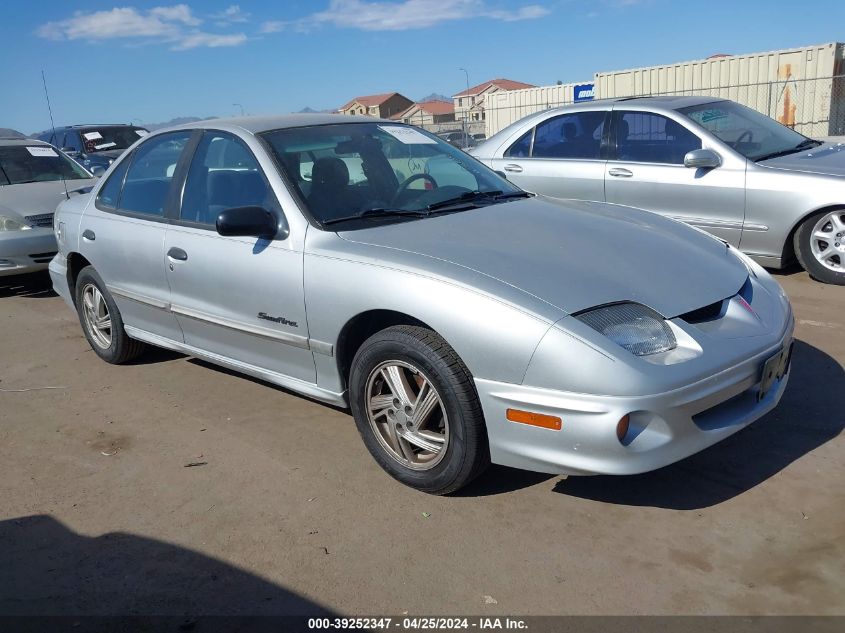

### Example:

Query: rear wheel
xmin=75 ymin=266 xmax=146 ymax=364
xmin=794 ymin=209 xmax=845 ymax=285
xmin=349 ymin=325 xmax=489 ymax=494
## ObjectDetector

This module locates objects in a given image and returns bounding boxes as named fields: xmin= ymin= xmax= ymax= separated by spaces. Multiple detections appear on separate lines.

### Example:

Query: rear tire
xmin=349 ymin=325 xmax=489 ymax=495
xmin=75 ymin=266 xmax=146 ymax=364
xmin=794 ymin=209 xmax=845 ymax=285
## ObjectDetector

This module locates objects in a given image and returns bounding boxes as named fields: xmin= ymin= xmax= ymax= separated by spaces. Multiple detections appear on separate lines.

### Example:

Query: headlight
xmin=0 ymin=215 xmax=32 ymax=232
xmin=575 ymin=303 xmax=677 ymax=357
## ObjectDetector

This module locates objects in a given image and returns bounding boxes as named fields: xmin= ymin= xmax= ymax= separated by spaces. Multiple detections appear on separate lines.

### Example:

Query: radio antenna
xmin=41 ymin=69 xmax=69 ymax=200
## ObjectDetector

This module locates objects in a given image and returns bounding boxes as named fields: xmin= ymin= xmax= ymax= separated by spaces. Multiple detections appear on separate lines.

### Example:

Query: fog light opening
xmin=616 ymin=414 xmax=631 ymax=444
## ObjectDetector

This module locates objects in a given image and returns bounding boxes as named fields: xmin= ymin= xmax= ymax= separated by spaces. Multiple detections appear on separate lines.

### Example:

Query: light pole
xmin=458 ymin=68 xmax=470 ymax=145
xmin=233 ymin=103 xmax=244 ymax=116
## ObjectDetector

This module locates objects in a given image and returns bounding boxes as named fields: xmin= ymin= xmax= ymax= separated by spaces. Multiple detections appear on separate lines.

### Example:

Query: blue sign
xmin=574 ymin=83 xmax=595 ymax=102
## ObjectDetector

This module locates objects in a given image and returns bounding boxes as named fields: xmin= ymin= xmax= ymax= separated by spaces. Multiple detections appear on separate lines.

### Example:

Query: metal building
xmin=595 ymin=42 xmax=845 ymax=137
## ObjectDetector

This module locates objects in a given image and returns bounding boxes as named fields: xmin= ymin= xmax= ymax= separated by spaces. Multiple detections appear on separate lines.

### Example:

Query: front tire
xmin=794 ymin=209 xmax=845 ymax=285
xmin=349 ymin=325 xmax=489 ymax=494
xmin=75 ymin=266 xmax=146 ymax=364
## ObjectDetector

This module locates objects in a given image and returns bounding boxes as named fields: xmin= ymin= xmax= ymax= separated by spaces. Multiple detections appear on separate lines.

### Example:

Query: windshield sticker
xmin=378 ymin=126 xmax=437 ymax=145
xmin=94 ymin=142 xmax=118 ymax=150
xmin=26 ymin=146 xmax=59 ymax=157
xmin=83 ymin=131 xmax=103 ymax=141
xmin=136 ymin=130 xmax=148 ymax=137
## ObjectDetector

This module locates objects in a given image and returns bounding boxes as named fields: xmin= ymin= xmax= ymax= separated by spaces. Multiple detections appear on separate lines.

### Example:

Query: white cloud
xmin=174 ymin=31 xmax=248 ymax=49
xmin=213 ymin=5 xmax=250 ymax=23
xmin=37 ymin=4 xmax=246 ymax=50
xmin=261 ymin=0 xmax=550 ymax=33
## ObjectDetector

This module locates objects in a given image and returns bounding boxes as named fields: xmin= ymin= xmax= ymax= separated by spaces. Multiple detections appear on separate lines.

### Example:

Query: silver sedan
xmin=50 ymin=115 xmax=793 ymax=494
xmin=471 ymin=96 xmax=845 ymax=285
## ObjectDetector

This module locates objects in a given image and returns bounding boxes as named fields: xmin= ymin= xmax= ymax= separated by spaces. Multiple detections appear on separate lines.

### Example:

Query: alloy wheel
xmin=81 ymin=283 xmax=112 ymax=349
xmin=810 ymin=210 xmax=845 ymax=271
xmin=365 ymin=360 xmax=449 ymax=471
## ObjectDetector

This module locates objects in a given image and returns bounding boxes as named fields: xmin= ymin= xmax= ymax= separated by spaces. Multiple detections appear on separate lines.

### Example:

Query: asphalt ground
xmin=0 ymin=267 xmax=842 ymax=617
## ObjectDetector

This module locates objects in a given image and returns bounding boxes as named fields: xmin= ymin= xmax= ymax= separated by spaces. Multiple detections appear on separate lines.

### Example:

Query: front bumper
xmin=476 ymin=329 xmax=793 ymax=476
xmin=0 ymin=228 xmax=57 ymax=277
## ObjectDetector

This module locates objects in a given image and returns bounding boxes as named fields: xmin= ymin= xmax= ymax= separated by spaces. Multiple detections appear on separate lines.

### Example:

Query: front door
xmin=604 ymin=110 xmax=746 ymax=247
xmin=164 ymin=131 xmax=315 ymax=382
xmin=489 ymin=110 xmax=608 ymax=201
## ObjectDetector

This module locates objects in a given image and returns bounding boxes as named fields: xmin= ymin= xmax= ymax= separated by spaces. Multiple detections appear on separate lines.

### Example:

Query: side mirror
xmin=684 ymin=149 xmax=721 ymax=169
xmin=89 ymin=165 xmax=106 ymax=178
xmin=216 ymin=206 xmax=283 ymax=239
xmin=495 ymin=170 xmax=508 ymax=180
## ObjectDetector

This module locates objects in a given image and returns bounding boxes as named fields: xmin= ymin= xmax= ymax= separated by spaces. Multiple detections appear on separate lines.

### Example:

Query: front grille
xmin=29 ymin=251 xmax=57 ymax=263
xmin=25 ymin=213 xmax=54 ymax=228
xmin=680 ymin=299 xmax=726 ymax=323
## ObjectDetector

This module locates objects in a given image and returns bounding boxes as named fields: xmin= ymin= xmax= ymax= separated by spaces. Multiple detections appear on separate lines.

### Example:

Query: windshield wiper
xmin=754 ymin=138 xmax=822 ymax=162
xmin=321 ymin=207 xmax=429 ymax=226
xmin=426 ymin=190 xmax=532 ymax=212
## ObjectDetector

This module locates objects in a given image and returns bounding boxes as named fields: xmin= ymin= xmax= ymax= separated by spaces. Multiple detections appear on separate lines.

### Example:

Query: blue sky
xmin=1 ymin=0 xmax=844 ymax=133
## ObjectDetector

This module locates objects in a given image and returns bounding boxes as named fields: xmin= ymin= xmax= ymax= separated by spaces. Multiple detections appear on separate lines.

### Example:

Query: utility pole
xmin=459 ymin=68 xmax=470 ymax=147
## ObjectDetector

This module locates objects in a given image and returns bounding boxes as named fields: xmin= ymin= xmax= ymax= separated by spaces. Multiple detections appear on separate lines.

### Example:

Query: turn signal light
xmin=616 ymin=414 xmax=631 ymax=443
xmin=506 ymin=409 xmax=562 ymax=431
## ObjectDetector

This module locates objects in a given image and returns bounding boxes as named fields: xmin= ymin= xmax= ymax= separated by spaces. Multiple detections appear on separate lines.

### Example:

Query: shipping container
xmin=595 ymin=42 xmax=845 ymax=136
xmin=483 ymin=82 xmax=588 ymax=137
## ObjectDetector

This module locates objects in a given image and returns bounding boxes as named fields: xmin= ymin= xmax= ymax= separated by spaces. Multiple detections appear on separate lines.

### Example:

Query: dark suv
xmin=35 ymin=124 xmax=149 ymax=173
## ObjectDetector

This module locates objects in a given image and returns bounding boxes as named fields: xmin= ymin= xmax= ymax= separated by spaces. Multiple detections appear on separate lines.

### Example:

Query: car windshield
xmin=261 ymin=122 xmax=523 ymax=228
xmin=0 ymin=145 xmax=90 ymax=186
xmin=678 ymin=100 xmax=816 ymax=162
xmin=79 ymin=126 xmax=148 ymax=153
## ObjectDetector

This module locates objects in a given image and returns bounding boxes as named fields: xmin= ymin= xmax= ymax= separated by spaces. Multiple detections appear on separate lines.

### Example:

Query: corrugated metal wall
xmin=594 ymin=43 xmax=844 ymax=136
xmin=484 ymin=83 xmax=583 ymax=137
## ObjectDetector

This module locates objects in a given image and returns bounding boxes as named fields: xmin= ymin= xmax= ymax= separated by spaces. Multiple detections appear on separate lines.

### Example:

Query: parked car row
xmin=45 ymin=112 xmax=795 ymax=494
xmin=471 ymin=96 xmax=845 ymax=286
xmin=0 ymin=135 xmax=96 ymax=276
xmin=35 ymin=123 xmax=149 ymax=174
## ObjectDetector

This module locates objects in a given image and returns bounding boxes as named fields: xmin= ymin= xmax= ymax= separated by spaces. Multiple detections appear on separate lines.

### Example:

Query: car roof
xmin=556 ymin=95 xmax=723 ymax=110
xmin=165 ymin=113 xmax=390 ymax=135
xmin=0 ymin=138 xmax=52 ymax=148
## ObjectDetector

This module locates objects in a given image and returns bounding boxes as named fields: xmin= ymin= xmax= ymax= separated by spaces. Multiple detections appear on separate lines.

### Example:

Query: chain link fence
xmin=416 ymin=75 xmax=845 ymax=142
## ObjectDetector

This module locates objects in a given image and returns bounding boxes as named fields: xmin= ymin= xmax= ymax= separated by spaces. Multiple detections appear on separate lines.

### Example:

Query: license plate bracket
xmin=758 ymin=342 xmax=793 ymax=402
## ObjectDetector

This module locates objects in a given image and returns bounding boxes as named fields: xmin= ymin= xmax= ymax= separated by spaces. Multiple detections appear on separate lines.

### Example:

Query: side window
xmin=180 ymin=133 xmax=272 ymax=226
xmin=532 ymin=112 xmax=605 ymax=159
xmin=119 ymin=132 xmax=191 ymax=216
xmin=95 ymin=158 xmax=131 ymax=208
xmin=62 ymin=132 xmax=82 ymax=153
xmin=615 ymin=111 xmax=701 ymax=164
xmin=505 ymin=129 xmax=532 ymax=157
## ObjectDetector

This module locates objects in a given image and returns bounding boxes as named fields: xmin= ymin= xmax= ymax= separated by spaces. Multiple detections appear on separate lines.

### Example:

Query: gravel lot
xmin=1 ymin=268 xmax=843 ymax=616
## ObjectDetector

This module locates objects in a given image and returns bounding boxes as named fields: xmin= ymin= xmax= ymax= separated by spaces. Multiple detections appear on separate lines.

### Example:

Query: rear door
xmin=489 ymin=110 xmax=608 ymax=201
xmin=164 ymin=130 xmax=315 ymax=382
xmin=79 ymin=130 xmax=193 ymax=341
xmin=604 ymin=109 xmax=746 ymax=246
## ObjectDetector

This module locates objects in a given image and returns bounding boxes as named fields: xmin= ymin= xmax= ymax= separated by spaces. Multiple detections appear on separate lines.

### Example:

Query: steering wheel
xmin=736 ymin=130 xmax=754 ymax=145
xmin=392 ymin=173 xmax=438 ymax=204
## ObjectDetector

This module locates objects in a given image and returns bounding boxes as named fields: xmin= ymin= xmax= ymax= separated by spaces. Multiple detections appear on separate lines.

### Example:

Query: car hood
xmin=758 ymin=142 xmax=845 ymax=177
xmin=0 ymin=179 xmax=96 ymax=217
xmin=338 ymin=197 xmax=749 ymax=317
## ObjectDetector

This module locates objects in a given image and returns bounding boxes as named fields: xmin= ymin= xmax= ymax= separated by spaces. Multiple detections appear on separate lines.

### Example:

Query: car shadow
xmin=452 ymin=465 xmax=556 ymax=497
xmin=0 ymin=271 xmax=57 ymax=299
xmin=554 ymin=339 xmax=844 ymax=509
xmin=0 ymin=514 xmax=335 ymax=620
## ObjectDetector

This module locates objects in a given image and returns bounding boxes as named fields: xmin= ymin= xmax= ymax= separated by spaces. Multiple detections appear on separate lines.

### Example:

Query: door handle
xmin=503 ymin=164 xmax=523 ymax=173
xmin=82 ymin=229 xmax=95 ymax=241
xmin=167 ymin=247 xmax=188 ymax=261
xmin=608 ymin=168 xmax=633 ymax=178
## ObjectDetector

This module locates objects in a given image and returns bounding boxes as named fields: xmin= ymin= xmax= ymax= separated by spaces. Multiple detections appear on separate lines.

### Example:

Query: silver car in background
xmin=0 ymin=137 xmax=95 ymax=276
xmin=472 ymin=97 xmax=845 ymax=285
xmin=51 ymin=115 xmax=792 ymax=494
